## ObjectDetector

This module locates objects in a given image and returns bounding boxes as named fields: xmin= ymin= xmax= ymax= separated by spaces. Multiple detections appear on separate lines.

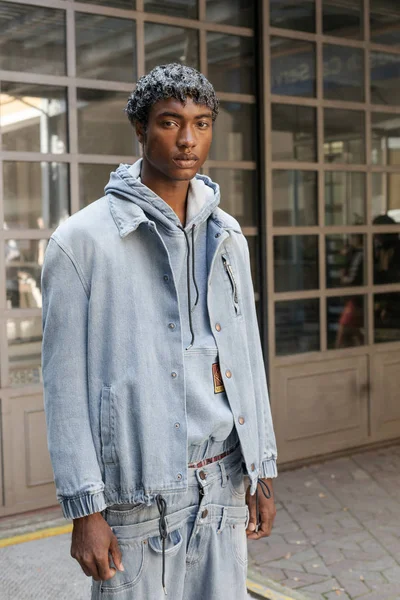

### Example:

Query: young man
xmin=42 ymin=64 xmax=277 ymax=599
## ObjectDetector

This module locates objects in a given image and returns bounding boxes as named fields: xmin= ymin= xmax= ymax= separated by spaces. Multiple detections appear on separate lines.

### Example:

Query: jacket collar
xmin=107 ymin=194 xmax=242 ymax=238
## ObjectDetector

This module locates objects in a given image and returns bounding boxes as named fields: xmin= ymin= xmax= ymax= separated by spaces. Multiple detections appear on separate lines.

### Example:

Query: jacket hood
xmin=104 ymin=158 xmax=220 ymax=232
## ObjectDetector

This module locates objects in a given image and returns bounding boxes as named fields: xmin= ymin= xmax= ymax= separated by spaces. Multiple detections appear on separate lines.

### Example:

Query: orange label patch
xmin=212 ymin=362 xmax=225 ymax=394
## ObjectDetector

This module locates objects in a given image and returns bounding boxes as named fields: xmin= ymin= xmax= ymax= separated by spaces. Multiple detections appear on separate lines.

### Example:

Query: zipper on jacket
xmin=222 ymin=254 xmax=240 ymax=315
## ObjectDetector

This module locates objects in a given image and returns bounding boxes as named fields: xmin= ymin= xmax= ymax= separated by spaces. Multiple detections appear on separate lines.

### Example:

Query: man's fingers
xmin=245 ymin=488 xmax=257 ymax=534
xmin=81 ymin=558 xmax=101 ymax=581
xmin=110 ymin=535 xmax=125 ymax=572
xmin=95 ymin=555 xmax=116 ymax=581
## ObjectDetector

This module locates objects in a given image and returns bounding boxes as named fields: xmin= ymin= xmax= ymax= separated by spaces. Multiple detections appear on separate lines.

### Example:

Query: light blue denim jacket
xmin=41 ymin=165 xmax=278 ymax=520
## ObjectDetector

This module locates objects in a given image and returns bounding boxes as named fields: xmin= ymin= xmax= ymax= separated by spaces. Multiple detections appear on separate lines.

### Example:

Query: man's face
xmin=136 ymin=97 xmax=213 ymax=181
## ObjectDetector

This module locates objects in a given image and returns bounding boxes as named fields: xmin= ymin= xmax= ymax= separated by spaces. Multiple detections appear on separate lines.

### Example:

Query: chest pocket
xmin=221 ymin=253 xmax=241 ymax=317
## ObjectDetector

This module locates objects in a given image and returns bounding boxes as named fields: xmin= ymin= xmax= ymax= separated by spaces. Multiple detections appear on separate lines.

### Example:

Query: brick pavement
xmin=248 ymin=444 xmax=400 ymax=599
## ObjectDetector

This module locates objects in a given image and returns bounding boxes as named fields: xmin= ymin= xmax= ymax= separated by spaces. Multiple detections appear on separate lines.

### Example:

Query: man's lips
xmin=173 ymin=156 xmax=198 ymax=169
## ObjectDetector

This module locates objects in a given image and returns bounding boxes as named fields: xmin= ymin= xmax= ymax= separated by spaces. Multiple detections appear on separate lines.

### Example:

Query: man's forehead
xmin=150 ymin=97 xmax=212 ymax=117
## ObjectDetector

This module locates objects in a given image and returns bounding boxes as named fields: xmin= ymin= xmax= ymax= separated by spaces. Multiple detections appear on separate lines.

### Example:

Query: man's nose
xmin=177 ymin=125 xmax=197 ymax=148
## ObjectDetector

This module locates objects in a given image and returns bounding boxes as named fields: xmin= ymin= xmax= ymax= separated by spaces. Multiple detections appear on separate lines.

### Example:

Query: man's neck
xmin=140 ymin=159 xmax=190 ymax=227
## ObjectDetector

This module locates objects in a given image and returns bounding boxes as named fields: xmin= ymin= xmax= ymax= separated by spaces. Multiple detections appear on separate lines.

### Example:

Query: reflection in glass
xmin=80 ymin=163 xmax=117 ymax=208
xmin=270 ymin=0 xmax=315 ymax=33
xmin=4 ymin=162 xmax=69 ymax=229
xmin=145 ymin=24 xmax=198 ymax=73
xmin=370 ymin=1 xmax=400 ymax=47
xmin=323 ymin=0 xmax=362 ymax=39
xmin=371 ymin=113 xmax=400 ymax=164
xmin=0 ymin=83 xmax=67 ymax=154
xmin=76 ymin=13 xmax=136 ymax=82
xmin=210 ymin=102 xmax=255 ymax=161
xmin=145 ymin=0 xmax=197 ymax=18
xmin=324 ymin=45 xmax=364 ymax=102
xmin=209 ymin=169 xmax=256 ymax=227
xmin=271 ymin=104 xmax=316 ymax=162
xmin=327 ymin=296 xmax=365 ymax=349
xmin=207 ymin=33 xmax=254 ymax=94
xmin=325 ymin=172 xmax=365 ymax=226
xmin=270 ymin=37 xmax=316 ymax=98
xmin=324 ymin=108 xmax=364 ymax=164
xmin=5 ymin=240 xmax=48 ymax=309
xmin=80 ymin=0 xmax=135 ymax=7
xmin=373 ymin=226 xmax=400 ymax=285
xmin=77 ymin=89 xmax=138 ymax=155
xmin=372 ymin=173 xmax=400 ymax=223
xmin=375 ymin=292 xmax=400 ymax=343
xmin=0 ymin=2 xmax=66 ymax=75
xmin=7 ymin=317 xmax=42 ymax=387
xmin=272 ymin=170 xmax=318 ymax=226
xmin=371 ymin=51 xmax=400 ymax=106
xmin=274 ymin=236 xmax=318 ymax=292
xmin=206 ymin=0 xmax=253 ymax=27
xmin=326 ymin=234 xmax=365 ymax=289
xmin=275 ymin=299 xmax=320 ymax=356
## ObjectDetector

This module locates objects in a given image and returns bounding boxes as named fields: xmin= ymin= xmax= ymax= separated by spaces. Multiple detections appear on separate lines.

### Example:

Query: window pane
xmin=375 ymin=292 xmax=400 ymax=343
xmin=371 ymin=51 xmax=400 ymax=106
xmin=370 ymin=0 xmax=400 ymax=47
xmin=4 ymin=162 xmax=69 ymax=229
xmin=272 ymin=170 xmax=318 ymax=226
xmin=326 ymin=234 xmax=366 ymax=289
xmin=210 ymin=102 xmax=255 ymax=161
xmin=274 ymin=235 xmax=319 ymax=292
xmin=145 ymin=0 xmax=197 ymax=18
xmin=145 ymin=24 xmax=198 ymax=73
xmin=323 ymin=0 xmax=363 ymax=39
xmin=7 ymin=317 xmax=42 ymax=388
xmin=271 ymin=104 xmax=316 ymax=162
xmin=0 ymin=2 xmax=66 ymax=75
xmin=5 ymin=240 xmax=48 ymax=309
xmin=209 ymin=169 xmax=256 ymax=227
xmin=270 ymin=37 xmax=316 ymax=98
xmin=327 ymin=295 xmax=366 ymax=349
xmin=275 ymin=299 xmax=320 ymax=356
xmin=80 ymin=163 xmax=117 ymax=208
xmin=0 ymin=83 xmax=68 ymax=154
xmin=371 ymin=113 xmax=400 ymax=165
xmin=246 ymin=235 xmax=259 ymax=295
xmin=270 ymin=0 xmax=315 ymax=33
xmin=80 ymin=0 xmax=135 ymax=7
xmin=325 ymin=172 xmax=366 ymax=226
xmin=372 ymin=173 xmax=400 ymax=223
xmin=206 ymin=0 xmax=253 ymax=27
xmin=76 ymin=13 xmax=136 ymax=82
xmin=77 ymin=89 xmax=138 ymax=155
xmin=373 ymin=229 xmax=400 ymax=285
xmin=324 ymin=45 xmax=364 ymax=102
xmin=324 ymin=108 xmax=365 ymax=164
xmin=207 ymin=33 xmax=254 ymax=94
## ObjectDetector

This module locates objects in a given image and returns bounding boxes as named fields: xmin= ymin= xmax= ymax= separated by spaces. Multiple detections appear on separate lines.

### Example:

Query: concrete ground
xmin=1 ymin=443 xmax=400 ymax=599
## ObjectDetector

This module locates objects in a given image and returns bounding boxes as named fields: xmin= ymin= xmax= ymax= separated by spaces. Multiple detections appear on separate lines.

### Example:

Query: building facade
xmin=0 ymin=0 xmax=399 ymax=515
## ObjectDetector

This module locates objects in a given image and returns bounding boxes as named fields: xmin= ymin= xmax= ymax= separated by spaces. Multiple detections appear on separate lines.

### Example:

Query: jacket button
xmin=238 ymin=416 xmax=245 ymax=425
xmin=251 ymin=463 xmax=256 ymax=471
xmin=174 ymin=422 xmax=180 ymax=429
xmin=177 ymin=473 xmax=182 ymax=480
xmin=171 ymin=372 xmax=177 ymax=378
xmin=225 ymin=370 xmax=232 ymax=378
xmin=215 ymin=232 xmax=221 ymax=238
xmin=201 ymin=509 xmax=208 ymax=519
xmin=168 ymin=323 xmax=176 ymax=329
xmin=215 ymin=323 xmax=221 ymax=332
xmin=199 ymin=470 xmax=207 ymax=480
xmin=163 ymin=275 xmax=169 ymax=281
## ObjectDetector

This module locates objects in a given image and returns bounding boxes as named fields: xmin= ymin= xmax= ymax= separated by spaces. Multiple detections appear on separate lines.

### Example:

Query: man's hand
xmin=245 ymin=478 xmax=277 ymax=540
xmin=71 ymin=512 xmax=124 ymax=581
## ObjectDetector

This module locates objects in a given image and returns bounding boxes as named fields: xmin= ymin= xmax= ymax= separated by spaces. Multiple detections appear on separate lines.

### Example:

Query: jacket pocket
xmin=100 ymin=385 xmax=114 ymax=464
xmin=221 ymin=253 xmax=241 ymax=316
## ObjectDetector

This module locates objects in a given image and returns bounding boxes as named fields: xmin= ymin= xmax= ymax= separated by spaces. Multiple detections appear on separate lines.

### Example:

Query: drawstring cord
xmin=178 ymin=223 xmax=198 ymax=350
xmin=255 ymin=478 xmax=271 ymax=533
xmin=156 ymin=494 xmax=168 ymax=595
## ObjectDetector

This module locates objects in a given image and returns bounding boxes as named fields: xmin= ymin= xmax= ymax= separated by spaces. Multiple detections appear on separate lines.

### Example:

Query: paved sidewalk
xmin=248 ymin=443 xmax=400 ymax=600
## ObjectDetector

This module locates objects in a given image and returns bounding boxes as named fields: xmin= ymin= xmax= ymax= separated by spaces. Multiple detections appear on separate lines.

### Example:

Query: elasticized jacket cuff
xmin=59 ymin=490 xmax=107 ymax=520
xmin=260 ymin=456 xmax=278 ymax=479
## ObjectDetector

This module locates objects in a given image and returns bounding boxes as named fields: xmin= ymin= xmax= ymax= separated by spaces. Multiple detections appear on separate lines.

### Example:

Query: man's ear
xmin=135 ymin=121 xmax=145 ymax=145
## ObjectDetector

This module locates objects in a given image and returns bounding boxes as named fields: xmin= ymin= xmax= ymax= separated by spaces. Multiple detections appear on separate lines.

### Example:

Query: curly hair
xmin=125 ymin=63 xmax=219 ymax=128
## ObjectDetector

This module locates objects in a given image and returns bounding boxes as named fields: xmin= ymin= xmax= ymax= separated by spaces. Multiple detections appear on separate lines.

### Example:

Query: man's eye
xmin=162 ymin=121 xmax=175 ymax=127
xmin=198 ymin=122 xmax=209 ymax=129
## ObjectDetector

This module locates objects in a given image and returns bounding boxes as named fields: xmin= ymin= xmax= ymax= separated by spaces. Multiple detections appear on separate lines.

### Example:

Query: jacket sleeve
xmin=41 ymin=236 xmax=107 ymax=519
xmin=241 ymin=235 xmax=278 ymax=479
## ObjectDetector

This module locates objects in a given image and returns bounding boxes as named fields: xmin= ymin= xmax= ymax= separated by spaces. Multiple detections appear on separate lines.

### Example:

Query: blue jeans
xmin=90 ymin=445 xmax=249 ymax=599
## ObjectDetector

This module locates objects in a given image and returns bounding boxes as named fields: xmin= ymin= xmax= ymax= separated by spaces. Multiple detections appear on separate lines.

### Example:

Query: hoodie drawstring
xmin=156 ymin=494 xmax=168 ymax=595
xmin=178 ymin=223 xmax=199 ymax=350
xmin=255 ymin=478 xmax=272 ymax=532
